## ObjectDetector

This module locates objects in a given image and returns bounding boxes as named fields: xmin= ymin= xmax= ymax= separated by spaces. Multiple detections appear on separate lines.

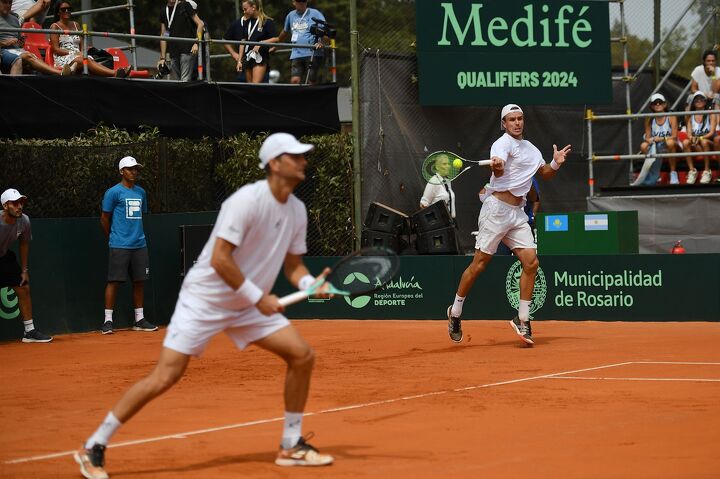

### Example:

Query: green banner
xmin=415 ymin=0 xmax=612 ymax=106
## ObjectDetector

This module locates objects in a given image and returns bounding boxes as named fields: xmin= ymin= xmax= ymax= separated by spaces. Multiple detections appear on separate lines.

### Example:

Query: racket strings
xmin=328 ymin=253 xmax=399 ymax=296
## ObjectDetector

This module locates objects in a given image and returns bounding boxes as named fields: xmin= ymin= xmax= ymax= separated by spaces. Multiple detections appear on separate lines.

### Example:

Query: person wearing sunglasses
xmin=0 ymin=0 xmax=64 ymax=75
xmin=49 ymin=1 xmax=130 ymax=77
xmin=638 ymin=93 xmax=684 ymax=185
xmin=682 ymin=91 xmax=717 ymax=184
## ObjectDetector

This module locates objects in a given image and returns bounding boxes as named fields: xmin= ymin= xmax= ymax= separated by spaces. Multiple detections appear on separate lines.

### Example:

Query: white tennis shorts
xmin=475 ymin=194 xmax=536 ymax=254
xmin=163 ymin=291 xmax=290 ymax=356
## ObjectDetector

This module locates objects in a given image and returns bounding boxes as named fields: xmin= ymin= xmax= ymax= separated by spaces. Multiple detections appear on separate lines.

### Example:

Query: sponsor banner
xmin=584 ymin=213 xmax=609 ymax=231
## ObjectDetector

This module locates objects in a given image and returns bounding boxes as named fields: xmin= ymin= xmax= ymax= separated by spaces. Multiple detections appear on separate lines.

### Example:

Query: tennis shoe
xmin=686 ymin=169 xmax=697 ymax=184
xmin=101 ymin=321 xmax=113 ymax=335
xmin=669 ymin=171 xmax=679 ymax=184
xmin=132 ymin=318 xmax=158 ymax=332
xmin=509 ymin=316 xmax=534 ymax=345
xmin=275 ymin=433 xmax=334 ymax=467
xmin=74 ymin=444 xmax=108 ymax=479
xmin=22 ymin=329 xmax=53 ymax=343
xmin=700 ymin=170 xmax=712 ymax=184
xmin=446 ymin=306 xmax=463 ymax=343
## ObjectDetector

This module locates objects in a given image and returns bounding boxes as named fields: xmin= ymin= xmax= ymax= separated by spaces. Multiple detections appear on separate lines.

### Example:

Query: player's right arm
xmin=210 ymin=237 xmax=283 ymax=315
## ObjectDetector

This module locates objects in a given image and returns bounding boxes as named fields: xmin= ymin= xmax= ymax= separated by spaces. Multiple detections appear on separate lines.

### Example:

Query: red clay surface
xmin=1 ymin=320 xmax=718 ymax=479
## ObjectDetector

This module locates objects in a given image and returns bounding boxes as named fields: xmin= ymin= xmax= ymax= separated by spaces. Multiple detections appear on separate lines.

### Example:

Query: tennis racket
xmin=278 ymin=247 xmax=400 ymax=307
xmin=422 ymin=151 xmax=492 ymax=186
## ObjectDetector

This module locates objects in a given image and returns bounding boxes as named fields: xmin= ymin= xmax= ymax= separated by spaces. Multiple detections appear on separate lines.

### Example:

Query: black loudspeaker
xmin=410 ymin=201 xmax=452 ymax=234
xmin=364 ymin=202 xmax=408 ymax=234
xmin=179 ymin=224 xmax=214 ymax=276
xmin=416 ymin=226 xmax=458 ymax=255
xmin=361 ymin=229 xmax=401 ymax=252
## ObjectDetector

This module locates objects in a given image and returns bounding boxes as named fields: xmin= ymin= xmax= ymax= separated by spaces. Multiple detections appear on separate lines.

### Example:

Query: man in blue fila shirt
xmin=100 ymin=156 xmax=158 ymax=335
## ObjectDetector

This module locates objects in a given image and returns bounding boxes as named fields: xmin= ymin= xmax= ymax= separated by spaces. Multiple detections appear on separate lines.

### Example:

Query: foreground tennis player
xmin=75 ymin=133 xmax=333 ymax=479
xmin=447 ymin=104 xmax=571 ymax=345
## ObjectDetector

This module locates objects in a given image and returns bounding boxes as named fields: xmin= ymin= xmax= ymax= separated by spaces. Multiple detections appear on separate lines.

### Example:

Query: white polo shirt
xmin=486 ymin=133 xmax=545 ymax=200
xmin=180 ymin=179 xmax=307 ymax=311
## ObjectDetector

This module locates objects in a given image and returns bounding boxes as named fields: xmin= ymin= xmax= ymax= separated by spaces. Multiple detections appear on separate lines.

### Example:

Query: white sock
xmin=451 ymin=295 xmax=465 ymax=317
xmin=518 ymin=300 xmax=531 ymax=322
xmin=104 ymin=310 xmax=113 ymax=323
xmin=85 ymin=411 xmax=122 ymax=449
xmin=23 ymin=319 xmax=34 ymax=332
xmin=134 ymin=308 xmax=144 ymax=322
xmin=281 ymin=411 xmax=303 ymax=449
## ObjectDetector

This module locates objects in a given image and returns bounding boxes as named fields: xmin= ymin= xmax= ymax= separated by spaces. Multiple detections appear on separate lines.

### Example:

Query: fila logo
xmin=126 ymin=199 xmax=142 ymax=219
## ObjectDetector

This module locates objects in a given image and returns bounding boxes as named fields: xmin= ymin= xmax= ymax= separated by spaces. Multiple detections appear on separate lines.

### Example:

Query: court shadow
xmin=112 ymin=443 xmax=412 ymax=476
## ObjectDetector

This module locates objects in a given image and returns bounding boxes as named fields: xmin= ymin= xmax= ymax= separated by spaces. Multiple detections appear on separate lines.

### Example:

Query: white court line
xmin=3 ymin=360 xmax=712 ymax=465
xmin=550 ymin=376 xmax=720 ymax=382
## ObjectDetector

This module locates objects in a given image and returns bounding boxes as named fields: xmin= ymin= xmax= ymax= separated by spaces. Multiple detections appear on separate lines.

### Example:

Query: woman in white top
xmin=419 ymin=153 xmax=455 ymax=219
xmin=49 ymin=1 xmax=130 ymax=77
xmin=639 ymin=93 xmax=685 ymax=185
xmin=683 ymin=91 xmax=717 ymax=184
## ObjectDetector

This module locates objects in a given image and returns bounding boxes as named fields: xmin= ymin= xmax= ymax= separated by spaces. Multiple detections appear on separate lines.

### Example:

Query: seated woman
xmin=236 ymin=0 xmax=278 ymax=84
xmin=49 ymin=1 xmax=130 ymax=77
xmin=639 ymin=93 xmax=684 ymax=185
xmin=683 ymin=91 xmax=717 ymax=184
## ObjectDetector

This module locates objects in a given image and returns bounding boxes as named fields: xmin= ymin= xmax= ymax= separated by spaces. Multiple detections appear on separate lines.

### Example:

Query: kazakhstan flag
xmin=545 ymin=215 xmax=569 ymax=232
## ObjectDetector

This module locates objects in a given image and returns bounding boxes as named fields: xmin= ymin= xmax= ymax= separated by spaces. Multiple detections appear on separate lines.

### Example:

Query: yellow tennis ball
xmin=452 ymin=158 xmax=463 ymax=169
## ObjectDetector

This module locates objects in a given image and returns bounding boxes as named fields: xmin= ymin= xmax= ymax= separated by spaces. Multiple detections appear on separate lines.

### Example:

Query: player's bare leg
xmin=510 ymin=247 xmax=538 ymax=344
xmin=254 ymin=325 xmax=333 ymax=466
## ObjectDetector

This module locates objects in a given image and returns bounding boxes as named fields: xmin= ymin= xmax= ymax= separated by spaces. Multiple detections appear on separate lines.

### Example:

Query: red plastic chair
xmin=104 ymin=47 xmax=150 ymax=78
xmin=22 ymin=22 xmax=50 ymax=60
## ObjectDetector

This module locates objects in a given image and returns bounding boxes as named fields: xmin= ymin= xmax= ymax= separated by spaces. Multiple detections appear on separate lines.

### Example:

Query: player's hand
xmin=20 ymin=271 xmax=29 ymax=286
xmin=490 ymin=156 xmax=505 ymax=177
xmin=552 ymin=144 xmax=572 ymax=165
xmin=256 ymin=294 xmax=284 ymax=315
xmin=310 ymin=267 xmax=333 ymax=299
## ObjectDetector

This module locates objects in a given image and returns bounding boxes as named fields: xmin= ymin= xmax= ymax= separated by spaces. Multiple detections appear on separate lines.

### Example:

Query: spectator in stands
xmin=0 ymin=0 xmax=63 ymax=76
xmin=100 ymin=156 xmax=158 ymax=335
xmin=159 ymin=0 xmax=204 ymax=82
xmin=278 ymin=0 xmax=326 ymax=84
xmin=10 ymin=0 xmax=49 ymax=24
xmin=49 ymin=1 xmax=130 ymax=77
xmin=682 ymin=91 xmax=717 ymax=184
xmin=689 ymin=50 xmax=720 ymax=108
xmin=236 ymin=0 xmax=278 ymax=84
xmin=640 ymin=93 xmax=684 ymax=185
xmin=1 ymin=188 xmax=53 ymax=343
xmin=223 ymin=7 xmax=251 ymax=81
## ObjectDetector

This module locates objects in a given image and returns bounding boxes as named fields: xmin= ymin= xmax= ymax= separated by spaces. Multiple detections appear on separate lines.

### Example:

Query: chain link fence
xmin=0 ymin=133 xmax=354 ymax=256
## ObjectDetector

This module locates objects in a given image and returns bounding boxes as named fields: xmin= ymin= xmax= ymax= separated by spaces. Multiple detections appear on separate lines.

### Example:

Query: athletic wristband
xmin=298 ymin=274 xmax=315 ymax=291
xmin=550 ymin=159 xmax=561 ymax=171
xmin=236 ymin=279 xmax=263 ymax=305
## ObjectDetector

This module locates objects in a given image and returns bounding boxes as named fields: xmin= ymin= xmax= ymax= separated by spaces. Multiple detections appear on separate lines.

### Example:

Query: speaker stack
xmin=361 ymin=202 xmax=409 ymax=253
xmin=411 ymin=201 xmax=458 ymax=255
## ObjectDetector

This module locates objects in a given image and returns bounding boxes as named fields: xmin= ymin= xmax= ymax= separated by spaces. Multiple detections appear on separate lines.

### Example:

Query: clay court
xmin=1 ymin=320 xmax=717 ymax=479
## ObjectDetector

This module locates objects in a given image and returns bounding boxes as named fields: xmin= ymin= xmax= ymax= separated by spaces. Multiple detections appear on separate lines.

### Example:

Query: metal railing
xmin=586 ymin=108 xmax=720 ymax=196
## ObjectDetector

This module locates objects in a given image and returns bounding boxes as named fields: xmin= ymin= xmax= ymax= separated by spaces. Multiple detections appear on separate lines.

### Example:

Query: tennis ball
xmin=452 ymin=158 xmax=463 ymax=169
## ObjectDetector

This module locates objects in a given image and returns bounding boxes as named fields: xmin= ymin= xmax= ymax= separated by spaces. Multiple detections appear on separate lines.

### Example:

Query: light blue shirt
xmin=284 ymin=7 xmax=325 ymax=60
xmin=102 ymin=183 xmax=148 ymax=249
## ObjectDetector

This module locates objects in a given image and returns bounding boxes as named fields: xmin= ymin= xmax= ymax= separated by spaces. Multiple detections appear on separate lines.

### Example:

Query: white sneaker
xmin=700 ymin=170 xmax=712 ymax=184
xmin=669 ymin=171 xmax=679 ymax=184
xmin=687 ymin=169 xmax=698 ymax=184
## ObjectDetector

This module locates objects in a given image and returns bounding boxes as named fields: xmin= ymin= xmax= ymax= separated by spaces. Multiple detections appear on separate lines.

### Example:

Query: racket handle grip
xmin=278 ymin=290 xmax=311 ymax=307
xmin=478 ymin=159 xmax=492 ymax=166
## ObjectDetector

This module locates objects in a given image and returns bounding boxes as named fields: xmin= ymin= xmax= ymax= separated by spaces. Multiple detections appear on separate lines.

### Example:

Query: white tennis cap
xmin=258 ymin=133 xmax=314 ymax=169
xmin=1 ymin=188 xmax=27 ymax=205
xmin=650 ymin=93 xmax=666 ymax=103
xmin=691 ymin=91 xmax=707 ymax=101
xmin=500 ymin=104 xmax=523 ymax=129
xmin=118 ymin=156 xmax=143 ymax=171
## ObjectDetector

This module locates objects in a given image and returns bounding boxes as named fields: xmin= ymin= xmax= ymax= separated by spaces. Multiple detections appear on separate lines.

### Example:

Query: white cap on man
xmin=118 ymin=156 xmax=143 ymax=171
xmin=650 ymin=93 xmax=666 ymax=103
xmin=258 ymin=133 xmax=314 ymax=169
xmin=1 ymin=188 xmax=27 ymax=206
xmin=500 ymin=104 xmax=523 ymax=130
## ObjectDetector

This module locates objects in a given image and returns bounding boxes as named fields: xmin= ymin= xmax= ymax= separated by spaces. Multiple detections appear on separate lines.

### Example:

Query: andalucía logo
xmin=505 ymin=260 xmax=547 ymax=319
xmin=0 ymin=287 xmax=20 ymax=320
xmin=342 ymin=272 xmax=372 ymax=309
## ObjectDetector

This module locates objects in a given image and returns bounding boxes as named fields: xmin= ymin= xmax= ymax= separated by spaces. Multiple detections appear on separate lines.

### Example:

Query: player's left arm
xmin=18 ymin=237 xmax=30 ymax=286
xmin=537 ymin=144 xmax=572 ymax=179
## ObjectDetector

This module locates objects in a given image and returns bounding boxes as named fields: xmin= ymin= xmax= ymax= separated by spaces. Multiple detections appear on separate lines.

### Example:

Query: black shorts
xmin=0 ymin=250 xmax=22 ymax=288
xmin=291 ymin=55 xmax=325 ymax=82
xmin=107 ymin=247 xmax=149 ymax=282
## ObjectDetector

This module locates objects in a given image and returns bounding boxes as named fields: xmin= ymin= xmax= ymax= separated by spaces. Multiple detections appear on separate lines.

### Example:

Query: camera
xmin=155 ymin=60 xmax=171 ymax=79
xmin=309 ymin=17 xmax=337 ymax=39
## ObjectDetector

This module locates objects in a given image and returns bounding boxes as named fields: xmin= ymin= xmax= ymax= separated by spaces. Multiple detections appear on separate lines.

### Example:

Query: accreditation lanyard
xmin=247 ymin=17 xmax=259 ymax=41
xmin=166 ymin=2 xmax=179 ymax=29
